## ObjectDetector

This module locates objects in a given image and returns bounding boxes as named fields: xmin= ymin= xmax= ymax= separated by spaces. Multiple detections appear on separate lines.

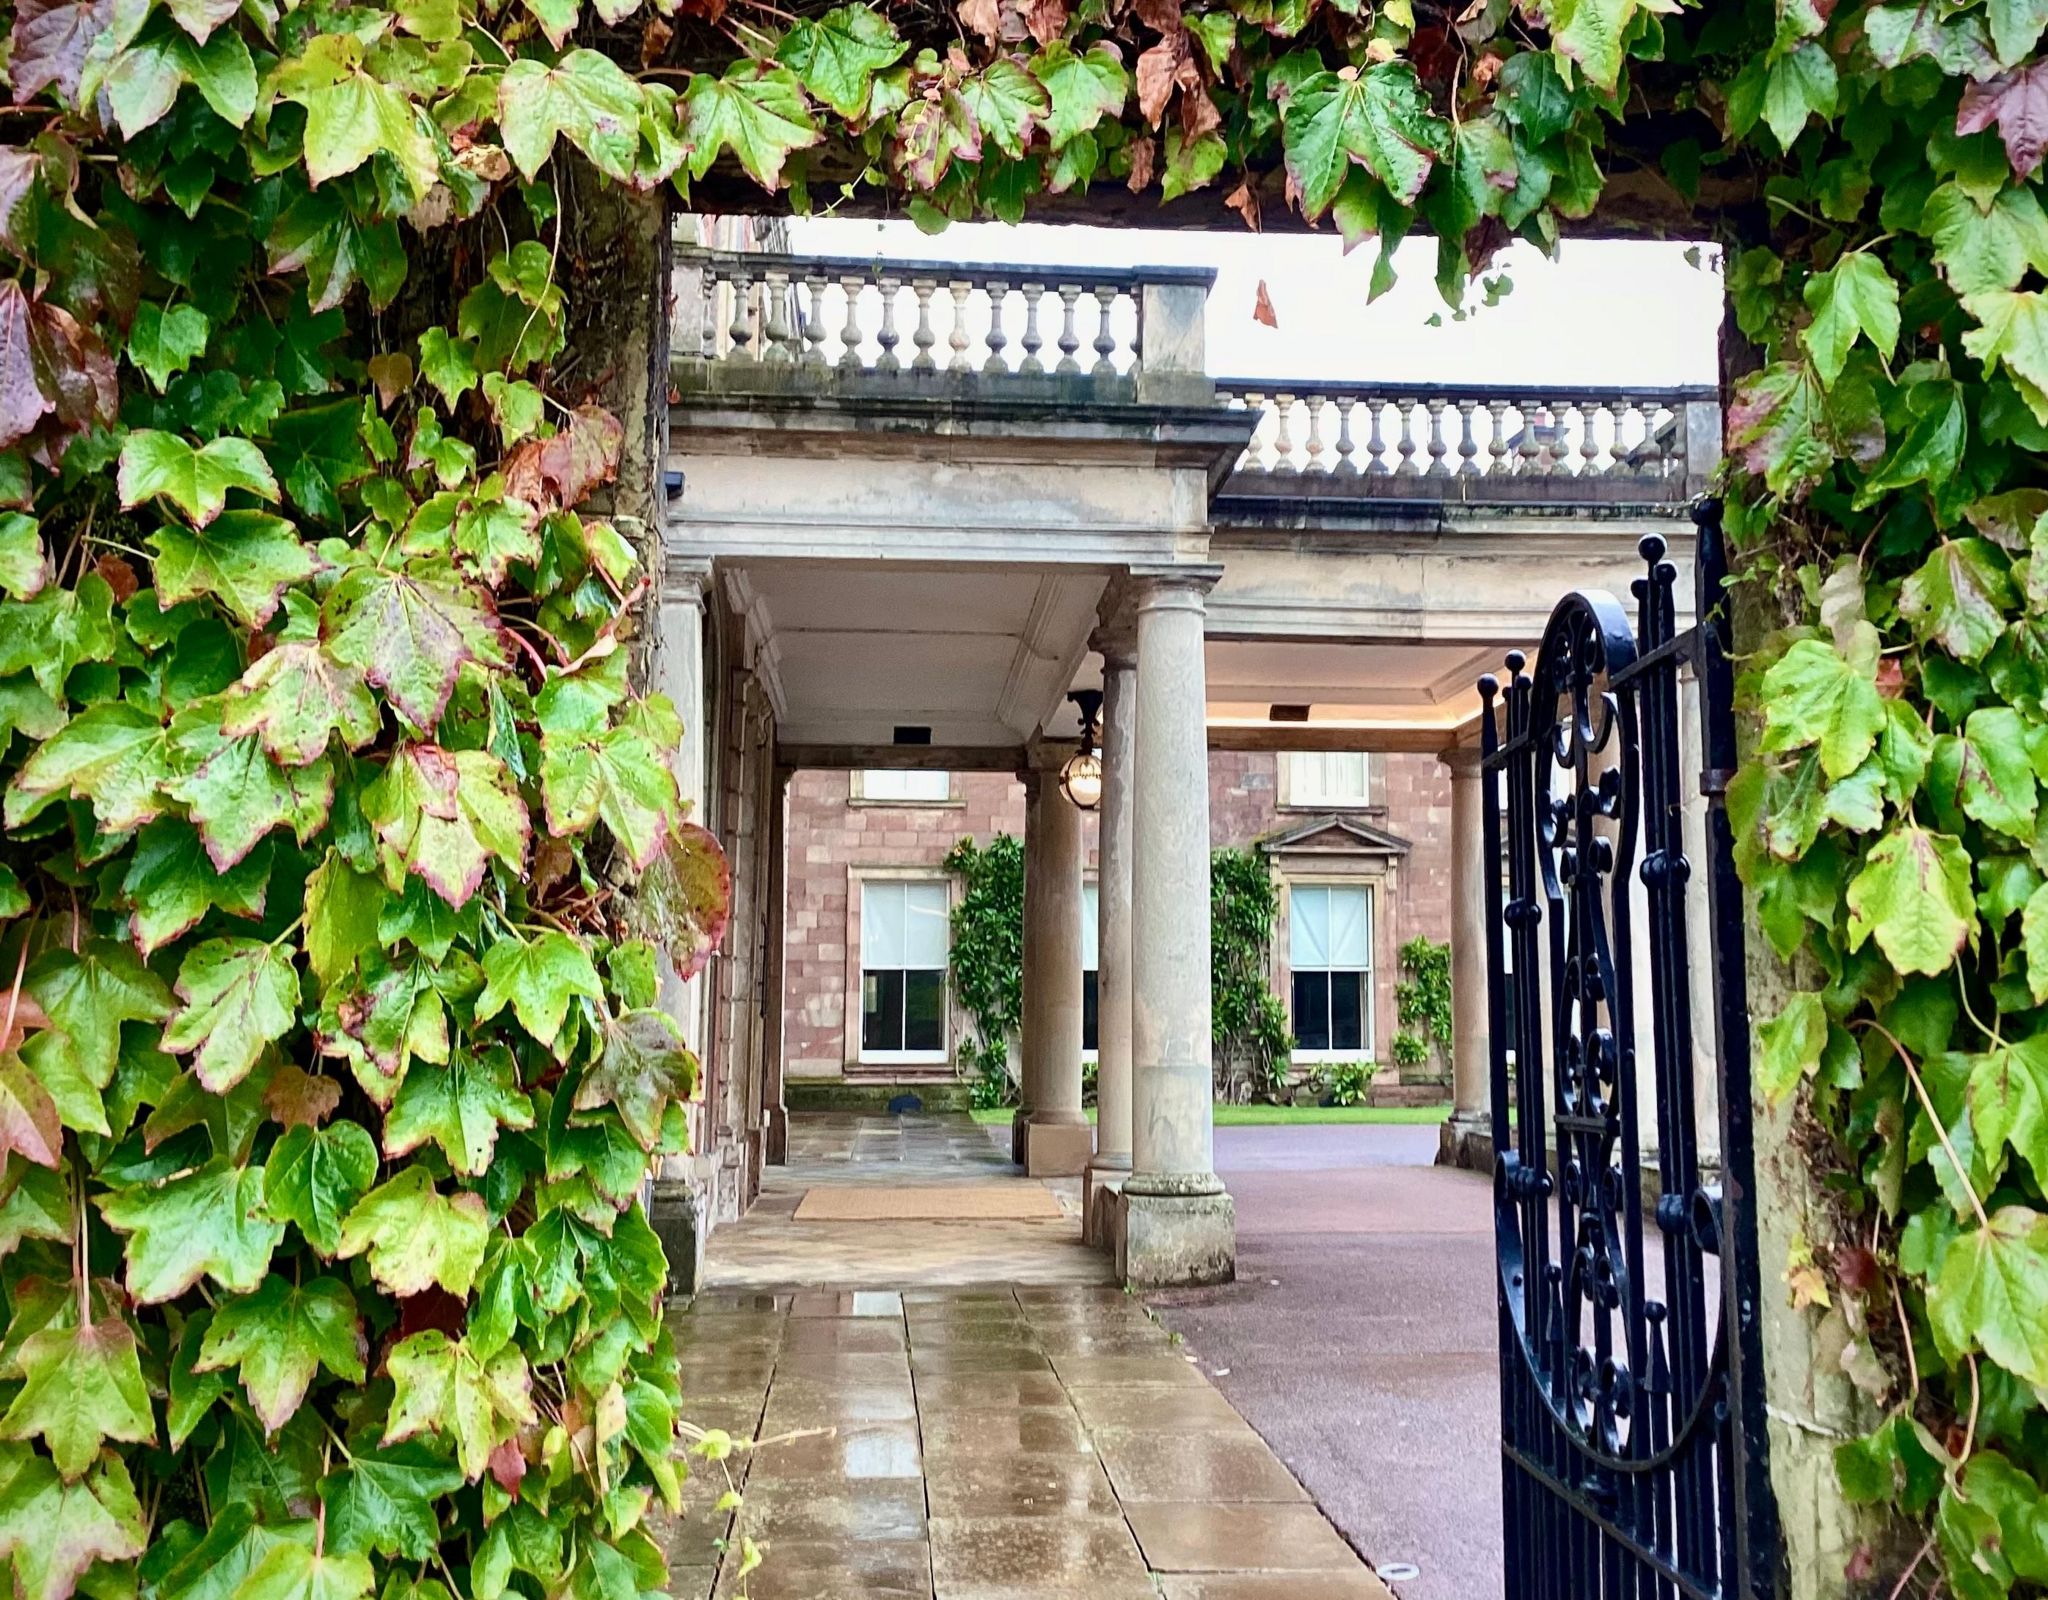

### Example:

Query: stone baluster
xmin=1425 ymin=398 xmax=1451 ymax=476
xmin=798 ymin=271 xmax=828 ymax=365
xmin=1303 ymin=395 xmax=1328 ymax=474
xmin=1232 ymin=391 xmax=1265 ymax=470
xmin=760 ymin=268 xmax=794 ymax=363
xmin=1395 ymin=399 xmax=1420 ymax=474
xmin=1518 ymin=404 xmax=1544 ymax=474
xmin=697 ymin=268 xmax=717 ymax=360
xmin=1485 ymin=400 xmax=1510 ymax=475
xmin=1456 ymin=399 xmax=1480 ymax=475
xmin=984 ymin=279 xmax=1010 ymax=374
xmin=1019 ymin=282 xmax=1046 ymax=373
xmin=727 ymin=268 xmax=755 ymax=361
xmin=910 ymin=278 xmax=938 ymax=371
xmin=1334 ymin=397 xmax=1358 ymax=475
xmin=1366 ymin=399 xmax=1389 ymax=474
xmin=1271 ymin=392 xmax=1297 ymax=475
xmin=948 ymin=280 xmax=972 ymax=371
xmin=1092 ymin=286 xmax=1119 ymax=375
xmin=1054 ymin=285 xmax=1085 ymax=373
xmin=875 ymin=274 xmax=902 ymax=372
xmin=837 ymin=273 xmax=864 ymax=369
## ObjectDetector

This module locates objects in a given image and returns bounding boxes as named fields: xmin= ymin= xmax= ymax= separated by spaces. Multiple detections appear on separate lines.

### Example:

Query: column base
xmin=648 ymin=1176 xmax=708 ymax=1301
xmin=1024 ymin=1117 xmax=1094 ymax=1178
xmin=765 ymin=1104 xmax=788 ymax=1166
xmin=1437 ymin=1111 xmax=1493 ymax=1173
xmin=1081 ymin=1157 xmax=1130 ymax=1247
xmin=1109 ymin=1188 xmax=1236 ymax=1288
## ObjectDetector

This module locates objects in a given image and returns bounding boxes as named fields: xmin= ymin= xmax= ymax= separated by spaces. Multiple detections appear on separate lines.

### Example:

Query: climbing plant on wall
xmin=1210 ymin=848 xmax=1291 ymax=1102
xmin=1392 ymin=935 xmax=1450 ymax=1076
xmin=942 ymin=833 xmax=1024 ymax=1107
xmin=8 ymin=0 xmax=2048 ymax=1581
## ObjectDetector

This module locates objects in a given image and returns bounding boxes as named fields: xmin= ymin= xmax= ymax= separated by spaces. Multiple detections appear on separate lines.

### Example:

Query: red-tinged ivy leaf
xmin=961 ymin=58 xmax=1049 ymax=158
xmin=1029 ymin=41 xmax=1128 ymax=149
xmin=233 ymin=1540 xmax=374 ymax=1600
xmin=26 ymin=940 xmax=174 ymax=1090
xmin=1280 ymin=63 xmax=1449 ymax=218
xmin=0 ymin=513 xmax=48 ymax=599
xmin=500 ymin=405 xmax=623 ymax=515
xmin=362 ymin=744 xmax=528 ymax=908
xmin=122 ymin=821 xmax=271 ymax=956
xmin=262 ymin=1120 xmax=377 ymax=1256
xmin=776 ymin=4 xmax=907 ymax=118
xmin=1961 ymin=64 xmax=2048 ymax=180
xmin=164 ymin=0 xmax=241 ymax=42
xmin=1899 ymin=537 xmax=2018 ymax=663
xmin=98 ymin=1158 xmax=285 ymax=1302
xmin=383 ymin=1046 xmax=534 ymax=1176
xmin=161 ymin=937 xmax=301 ymax=1094
xmin=195 ymin=1274 xmax=365 ymax=1434
xmin=223 ymin=642 xmax=380 ymax=768
xmin=1727 ymin=359 xmax=1884 ymax=499
xmin=264 ymin=1065 xmax=340 ymax=1129
xmin=540 ymin=722 xmax=681 ymax=872
xmin=148 ymin=510 xmax=318 ymax=628
xmin=118 ymin=429 xmax=279 ymax=529
xmin=639 ymin=821 xmax=732 ymax=981
xmin=0 ymin=283 xmax=48 ymax=450
xmin=892 ymin=87 xmax=982 ymax=187
xmin=9 ymin=0 xmax=108 ymax=105
xmin=681 ymin=61 xmax=821 ymax=189
xmin=499 ymin=50 xmax=647 ymax=185
xmin=322 ymin=565 xmax=506 ymax=732
xmin=335 ymin=1166 xmax=489 ymax=1297
xmin=574 ymin=1008 xmax=697 ymax=1151
xmin=0 ymin=1452 xmax=147 ymax=1600
xmin=1846 ymin=824 xmax=1977 ymax=976
xmin=384 ymin=1331 xmax=536 ymax=1482
xmin=487 ymin=1437 xmax=525 ymax=1497
xmin=0 ymin=1320 xmax=155 ymax=1479
xmin=475 ymin=932 xmax=602 ymax=1053
xmin=5 ymin=702 xmax=171 ymax=834
xmin=0 ymin=1052 xmax=61 ymax=1170
xmin=169 ymin=710 xmax=336 ymax=870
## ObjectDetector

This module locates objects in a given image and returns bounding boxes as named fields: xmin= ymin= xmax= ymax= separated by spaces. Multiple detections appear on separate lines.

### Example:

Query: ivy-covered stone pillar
xmin=1022 ymin=769 xmax=1092 ymax=1177
xmin=1439 ymin=747 xmax=1490 ymax=1172
xmin=1084 ymin=618 xmax=1137 ymax=1242
xmin=1113 ymin=567 xmax=1234 ymax=1287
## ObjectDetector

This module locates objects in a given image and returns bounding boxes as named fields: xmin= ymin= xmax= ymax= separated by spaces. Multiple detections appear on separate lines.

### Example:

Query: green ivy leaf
xmin=575 ymin=1009 xmax=697 ymax=1150
xmin=274 ymin=35 xmax=440 ymax=202
xmin=1761 ymin=638 xmax=1886 ymax=779
xmin=303 ymin=852 xmax=386 ymax=985
xmin=1900 ymin=538 xmax=2018 ymax=663
xmin=161 ymin=936 xmax=300 ymax=1094
xmin=680 ymin=61 xmax=820 ymax=190
xmin=222 ymin=642 xmax=380 ymax=769
xmin=0 ymin=1321 xmax=155 ymax=1480
xmin=1965 ymin=289 xmax=2048 ymax=426
xmin=1802 ymin=252 xmax=1899 ymax=387
xmin=539 ymin=722 xmax=679 ymax=873
xmin=1028 ymin=42 xmax=1129 ymax=150
xmin=1931 ymin=1205 xmax=2048 ymax=1386
xmin=319 ymin=1443 xmax=465 ymax=1562
xmin=1847 ymin=825 xmax=1977 ymax=976
xmin=777 ymin=4 xmax=906 ymax=119
xmin=122 ymin=821 xmax=270 ymax=956
xmin=232 ymin=1539 xmax=374 ymax=1600
xmin=149 ymin=511 xmax=317 ymax=629
xmin=417 ymin=329 xmax=480 ymax=409
xmin=1281 ymin=63 xmax=1447 ymax=218
xmin=322 ymin=565 xmax=504 ymax=732
xmin=383 ymin=1046 xmax=534 ymax=1176
xmin=127 ymin=302 xmax=209 ymax=393
xmin=118 ymin=430 xmax=279 ymax=529
xmin=384 ymin=1331 xmax=536 ymax=1481
xmin=98 ymin=1158 xmax=285 ymax=1303
xmin=262 ymin=1120 xmax=378 ymax=1257
xmin=475 ymin=932 xmax=602 ymax=1052
xmin=6 ymin=702 xmax=171 ymax=833
xmin=1758 ymin=990 xmax=1827 ymax=1105
xmin=500 ymin=51 xmax=647 ymax=185
xmin=26 ymin=939 xmax=174 ymax=1089
xmin=335 ymin=1166 xmax=489 ymax=1297
xmin=195 ymin=1274 xmax=365 ymax=1433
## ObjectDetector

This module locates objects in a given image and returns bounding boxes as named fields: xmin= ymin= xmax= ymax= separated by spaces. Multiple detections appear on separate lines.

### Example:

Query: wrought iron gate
xmin=1480 ymin=502 xmax=1778 ymax=1600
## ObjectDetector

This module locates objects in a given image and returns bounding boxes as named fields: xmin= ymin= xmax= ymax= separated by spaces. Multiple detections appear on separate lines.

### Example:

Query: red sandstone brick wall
xmin=781 ymin=754 xmax=1453 ymax=1078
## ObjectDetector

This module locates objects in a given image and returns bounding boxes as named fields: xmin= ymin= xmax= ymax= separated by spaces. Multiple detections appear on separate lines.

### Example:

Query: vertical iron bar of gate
xmin=1693 ymin=499 xmax=1781 ymax=1598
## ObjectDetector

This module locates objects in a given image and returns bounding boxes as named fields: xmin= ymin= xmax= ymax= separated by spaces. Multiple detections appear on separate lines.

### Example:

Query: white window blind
xmin=861 ymin=769 xmax=950 ymax=801
xmin=1288 ymin=752 xmax=1371 ymax=807
xmin=1081 ymin=883 xmax=1099 ymax=971
xmin=1289 ymin=885 xmax=1371 ymax=969
xmin=861 ymin=880 xmax=950 ymax=970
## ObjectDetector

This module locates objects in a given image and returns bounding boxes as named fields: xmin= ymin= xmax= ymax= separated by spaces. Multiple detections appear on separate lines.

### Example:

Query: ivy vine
xmin=1393 ymin=934 xmax=1450 ymax=1074
xmin=1211 ymin=847 xmax=1292 ymax=1102
xmin=942 ymin=833 xmax=1023 ymax=1108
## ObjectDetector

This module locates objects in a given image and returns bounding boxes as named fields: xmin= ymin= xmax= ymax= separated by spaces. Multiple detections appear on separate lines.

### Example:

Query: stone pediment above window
xmin=1257 ymin=814 xmax=1412 ymax=859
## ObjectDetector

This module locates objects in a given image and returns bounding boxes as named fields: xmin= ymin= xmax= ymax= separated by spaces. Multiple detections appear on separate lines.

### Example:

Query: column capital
xmin=1441 ymin=747 xmax=1484 ymax=778
xmin=662 ymin=553 xmax=715 ymax=603
xmin=1093 ymin=585 xmax=1139 ymax=666
xmin=1128 ymin=563 xmax=1225 ymax=604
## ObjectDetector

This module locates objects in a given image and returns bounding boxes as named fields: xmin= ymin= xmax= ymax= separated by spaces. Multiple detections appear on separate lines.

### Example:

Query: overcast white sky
xmin=789 ymin=217 xmax=1724 ymax=389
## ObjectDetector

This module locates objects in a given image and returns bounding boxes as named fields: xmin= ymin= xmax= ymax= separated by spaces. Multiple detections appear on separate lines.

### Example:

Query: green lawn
xmin=967 ymin=1103 xmax=1451 ymax=1127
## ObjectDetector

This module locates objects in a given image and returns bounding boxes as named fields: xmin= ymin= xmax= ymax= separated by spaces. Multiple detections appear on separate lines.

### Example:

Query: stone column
xmin=1114 ymin=569 xmax=1234 ymax=1287
xmin=1012 ymin=775 xmax=1041 ymax=1165
xmin=1023 ymin=771 xmax=1092 ymax=1177
xmin=762 ymin=769 xmax=792 ymax=1167
xmin=1083 ymin=628 xmax=1137 ymax=1241
xmin=1439 ymin=748 xmax=1491 ymax=1172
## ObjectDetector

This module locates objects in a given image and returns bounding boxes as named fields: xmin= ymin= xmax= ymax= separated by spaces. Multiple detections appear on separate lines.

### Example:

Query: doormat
xmin=794 ymin=1185 xmax=1064 ymax=1222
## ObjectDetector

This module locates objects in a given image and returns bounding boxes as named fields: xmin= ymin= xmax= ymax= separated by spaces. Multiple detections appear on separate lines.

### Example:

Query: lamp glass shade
xmin=1059 ymin=750 xmax=1103 ymax=810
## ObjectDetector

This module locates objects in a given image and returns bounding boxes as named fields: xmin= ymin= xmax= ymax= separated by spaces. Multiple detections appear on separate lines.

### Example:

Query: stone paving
xmin=662 ymin=1114 xmax=1396 ymax=1600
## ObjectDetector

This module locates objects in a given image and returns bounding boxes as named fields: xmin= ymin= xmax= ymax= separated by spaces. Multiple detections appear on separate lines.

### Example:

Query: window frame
xmin=850 ymin=769 xmax=956 ymax=806
xmin=854 ymin=875 xmax=952 ymax=1066
xmin=1081 ymin=880 xmax=1099 ymax=1061
xmin=1280 ymin=751 xmax=1377 ymax=811
xmin=1285 ymin=880 xmax=1376 ymax=1063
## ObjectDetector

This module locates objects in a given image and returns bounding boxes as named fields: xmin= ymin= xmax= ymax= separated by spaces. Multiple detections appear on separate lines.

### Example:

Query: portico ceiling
xmin=1204 ymin=638 xmax=1500 ymax=754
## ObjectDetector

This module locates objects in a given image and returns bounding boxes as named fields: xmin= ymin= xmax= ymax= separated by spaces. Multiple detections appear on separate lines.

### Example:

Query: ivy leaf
xmin=6 ymin=702 xmax=170 ymax=833
xmin=26 ymin=939 xmax=174 ymax=1090
xmin=383 ymin=1047 xmax=534 ymax=1176
xmin=233 ymin=1540 xmax=374 ymax=1600
xmin=223 ymin=643 xmax=380 ymax=769
xmin=262 ymin=1120 xmax=377 ymax=1257
xmin=1900 ymin=537 xmax=2017 ymax=663
xmin=1281 ymin=63 xmax=1446 ymax=218
xmin=1761 ymin=638 xmax=1885 ymax=779
xmin=127 ymin=302 xmax=209 ymax=392
xmin=680 ymin=62 xmax=820 ymax=190
xmin=102 ymin=26 xmax=258 ymax=137
xmin=384 ymin=1331 xmax=536 ymax=1482
xmin=641 ymin=821 xmax=732 ymax=982
xmin=0 ymin=515 xmax=46 ymax=600
xmin=960 ymin=60 xmax=1049 ymax=160
xmin=161 ymin=936 xmax=299 ymax=1094
xmin=777 ymin=5 xmax=906 ymax=118
xmin=319 ymin=1444 xmax=466 ymax=1562
xmin=1964 ymin=290 xmax=2048 ymax=425
xmin=303 ymin=853 xmax=386 ymax=986
xmin=1967 ymin=1039 xmax=2048 ymax=1189
xmin=1162 ymin=127 xmax=1228 ymax=200
xmin=539 ymin=723 xmax=679 ymax=872
xmin=475 ymin=932 xmax=602 ymax=1052
xmin=10 ymin=0 xmax=106 ymax=104
xmin=1926 ymin=183 xmax=2048 ymax=296
xmin=98 ymin=1158 xmax=285 ymax=1303
xmin=1727 ymin=359 xmax=1885 ymax=498
xmin=118 ymin=430 xmax=279 ymax=529
xmin=322 ymin=565 xmax=505 ymax=732
xmin=575 ymin=1009 xmax=697 ymax=1150
xmin=0 ymin=1453 xmax=147 ymax=1600
xmin=1948 ymin=707 xmax=2039 ymax=837
xmin=122 ymin=821 xmax=270 ymax=955
xmin=168 ymin=715 xmax=335 ymax=869
xmin=1802 ymin=252 xmax=1899 ymax=388
xmin=1760 ymin=41 xmax=1836 ymax=149
xmin=195 ymin=1274 xmax=365 ymax=1433
xmin=417 ymin=330 xmax=479 ymax=409
xmin=1930 ymin=1206 xmax=2048 ymax=1385
xmin=0 ymin=1052 xmax=62 ymax=1171
xmin=499 ymin=51 xmax=647 ymax=185
xmin=1960 ymin=65 xmax=2048 ymax=180
xmin=1854 ymin=378 xmax=1968 ymax=508
xmin=0 ymin=1321 xmax=155 ymax=1480
xmin=267 ymin=187 xmax=408 ymax=316
xmin=335 ymin=1166 xmax=489 ymax=1297
xmin=1757 ymin=990 xmax=1827 ymax=1105
xmin=1847 ymin=825 xmax=1977 ymax=976
xmin=1029 ymin=42 xmax=1129 ymax=149
xmin=1552 ymin=0 xmax=1636 ymax=91
xmin=149 ymin=511 xmax=317 ymax=629
xmin=362 ymin=745 xmax=530 ymax=909
xmin=275 ymin=35 xmax=440 ymax=201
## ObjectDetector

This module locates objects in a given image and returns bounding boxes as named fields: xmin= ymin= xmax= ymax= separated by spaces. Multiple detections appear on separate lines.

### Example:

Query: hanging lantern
xmin=1059 ymin=689 xmax=1104 ymax=810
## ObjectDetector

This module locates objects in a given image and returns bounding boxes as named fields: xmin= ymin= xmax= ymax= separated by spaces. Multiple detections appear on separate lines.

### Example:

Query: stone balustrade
xmin=1213 ymin=380 xmax=1721 ymax=495
xmin=674 ymin=247 xmax=1212 ymax=384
